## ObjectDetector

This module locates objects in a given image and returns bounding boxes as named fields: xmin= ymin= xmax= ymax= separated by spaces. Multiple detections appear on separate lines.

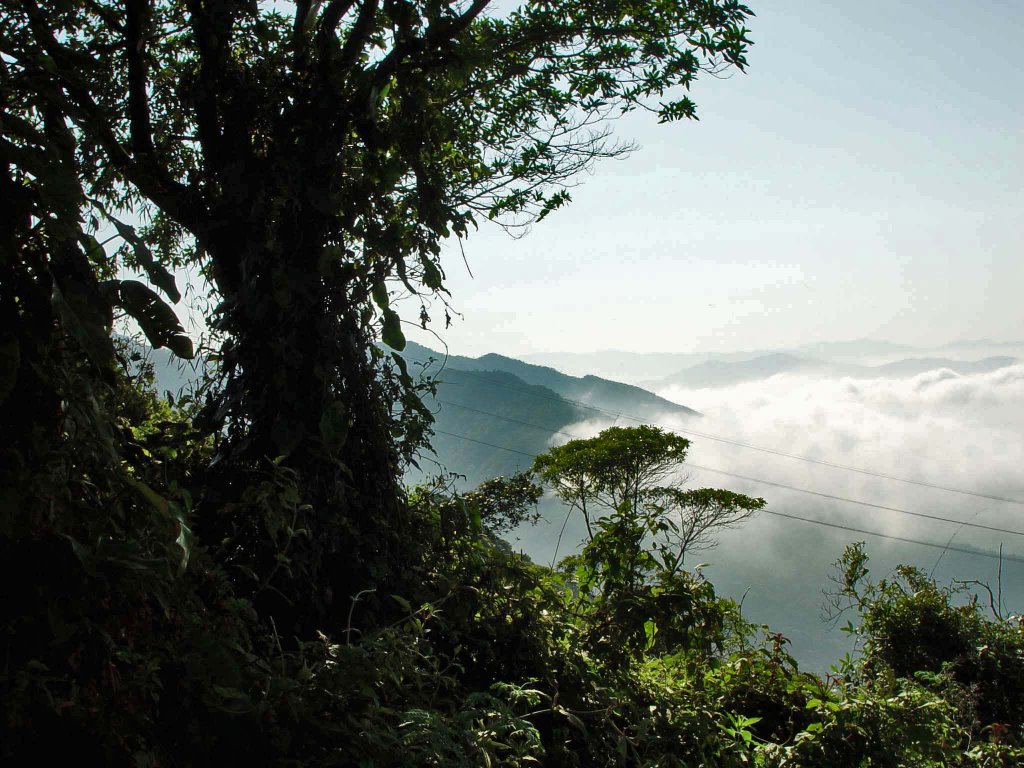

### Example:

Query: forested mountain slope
xmin=416 ymin=369 xmax=589 ymax=486
xmin=402 ymin=341 xmax=700 ymax=421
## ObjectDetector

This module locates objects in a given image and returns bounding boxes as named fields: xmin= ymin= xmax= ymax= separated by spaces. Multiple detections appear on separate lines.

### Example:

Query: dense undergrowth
xmin=3 ymin=360 xmax=1022 ymax=767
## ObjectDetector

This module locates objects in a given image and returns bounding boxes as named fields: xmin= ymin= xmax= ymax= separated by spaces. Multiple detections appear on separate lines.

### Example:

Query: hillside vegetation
xmin=3 ymin=1 xmax=1022 ymax=765
xmin=4 ymin=363 xmax=1023 ymax=765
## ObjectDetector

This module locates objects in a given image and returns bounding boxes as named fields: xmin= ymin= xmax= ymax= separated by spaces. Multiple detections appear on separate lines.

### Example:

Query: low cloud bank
xmin=657 ymin=364 xmax=1024 ymax=540
xmin=535 ymin=364 xmax=1024 ymax=670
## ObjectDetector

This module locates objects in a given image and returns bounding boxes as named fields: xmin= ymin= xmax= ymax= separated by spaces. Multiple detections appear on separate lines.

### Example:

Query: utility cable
xmin=430 ymin=403 xmax=1024 ymax=540
xmin=430 ymin=428 xmax=1023 ymax=564
xmin=760 ymin=509 xmax=1024 ymax=564
xmin=405 ymin=354 xmax=1024 ymax=506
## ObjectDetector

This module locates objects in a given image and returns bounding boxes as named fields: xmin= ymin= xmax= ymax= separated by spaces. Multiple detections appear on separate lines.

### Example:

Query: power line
xmin=685 ymin=465 xmax=1024 ymax=539
xmin=665 ymin=426 xmax=1024 ymax=508
xmin=430 ymin=428 xmax=1024 ymax=564
xmin=432 ymin=403 xmax=1024 ymax=539
xmin=760 ymin=509 xmax=1024 ymax=564
xmin=407 ymin=354 xmax=1024 ymax=507
xmin=433 ymin=428 xmax=535 ymax=457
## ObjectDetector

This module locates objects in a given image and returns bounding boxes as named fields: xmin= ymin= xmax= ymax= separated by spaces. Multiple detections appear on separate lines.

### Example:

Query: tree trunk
xmin=201 ymin=223 xmax=412 ymax=634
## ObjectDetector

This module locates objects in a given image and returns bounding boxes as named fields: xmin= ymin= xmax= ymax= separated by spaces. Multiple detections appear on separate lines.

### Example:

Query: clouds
xmin=657 ymin=364 xmax=1024 ymax=533
xmin=535 ymin=362 xmax=1024 ymax=671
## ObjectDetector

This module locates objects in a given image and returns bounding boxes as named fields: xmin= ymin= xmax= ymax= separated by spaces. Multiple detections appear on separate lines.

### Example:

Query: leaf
xmin=210 ymin=685 xmax=256 ymax=714
xmin=167 ymin=334 xmax=194 ymax=359
xmin=319 ymin=400 xmax=349 ymax=452
xmin=371 ymin=281 xmax=390 ymax=310
xmin=391 ymin=351 xmax=412 ymax=385
xmin=103 ymin=279 xmax=194 ymax=358
xmin=123 ymin=474 xmax=170 ymax=517
xmin=391 ymin=594 xmax=412 ymax=613
xmin=175 ymin=517 xmax=193 ymax=576
xmin=108 ymin=215 xmax=181 ymax=303
xmin=51 ymin=280 xmax=115 ymax=369
xmin=78 ymin=233 xmax=106 ymax=264
xmin=381 ymin=308 xmax=405 ymax=351
xmin=420 ymin=255 xmax=444 ymax=291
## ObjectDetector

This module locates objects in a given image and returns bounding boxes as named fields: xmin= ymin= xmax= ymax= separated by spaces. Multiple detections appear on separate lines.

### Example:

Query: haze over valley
xmin=386 ymin=339 xmax=1024 ymax=671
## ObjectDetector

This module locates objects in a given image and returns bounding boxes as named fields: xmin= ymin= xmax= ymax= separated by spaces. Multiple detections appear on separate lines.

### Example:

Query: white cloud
xmin=547 ymin=363 xmax=1024 ymax=670
xmin=654 ymin=365 xmax=1024 ymax=540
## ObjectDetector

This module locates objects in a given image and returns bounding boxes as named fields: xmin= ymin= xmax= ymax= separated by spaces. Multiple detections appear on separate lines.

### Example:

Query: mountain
xmin=416 ymin=369 xmax=591 ymax=487
xmin=935 ymin=338 xmax=1024 ymax=351
xmin=129 ymin=338 xmax=698 ymax=489
xmin=520 ymin=349 xmax=773 ymax=382
xmin=525 ymin=339 xmax=1024 ymax=385
xmin=401 ymin=341 xmax=700 ymax=489
xmin=647 ymin=353 xmax=826 ymax=389
xmin=791 ymin=338 xmax=919 ymax=361
xmin=645 ymin=354 xmax=1019 ymax=391
xmin=401 ymin=341 xmax=699 ymax=421
xmin=115 ymin=337 xmax=205 ymax=398
xmin=870 ymin=356 xmax=1017 ymax=378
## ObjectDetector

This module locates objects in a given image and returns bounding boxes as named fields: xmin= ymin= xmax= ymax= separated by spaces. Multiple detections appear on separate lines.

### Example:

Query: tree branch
xmin=316 ymin=0 xmax=356 ymax=65
xmin=426 ymin=0 xmax=491 ymax=46
xmin=125 ymin=0 xmax=157 ymax=158
xmin=334 ymin=0 xmax=378 ymax=75
xmin=84 ymin=0 xmax=125 ymax=34
xmin=15 ymin=1 xmax=204 ymax=233
xmin=370 ymin=0 xmax=492 ymax=84
xmin=185 ymin=0 xmax=235 ymax=173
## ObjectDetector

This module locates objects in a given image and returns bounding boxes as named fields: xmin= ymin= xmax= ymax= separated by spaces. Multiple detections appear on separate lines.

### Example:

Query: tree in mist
xmin=533 ymin=425 xmax=691 ymax=537
xmin=533 ymin=425 xmax=764 ymax=567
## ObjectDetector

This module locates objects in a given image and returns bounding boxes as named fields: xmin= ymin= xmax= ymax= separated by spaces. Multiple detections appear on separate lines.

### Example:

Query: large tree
xmin=533 ymin=426 xmax=764 ymax=563
xmin=1 ymin=0 xmax=753 ymax=618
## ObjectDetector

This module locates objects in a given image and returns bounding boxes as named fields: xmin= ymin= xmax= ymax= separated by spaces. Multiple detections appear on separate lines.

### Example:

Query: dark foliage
xmin=4 ymin=2 xmax=1023 ymax=766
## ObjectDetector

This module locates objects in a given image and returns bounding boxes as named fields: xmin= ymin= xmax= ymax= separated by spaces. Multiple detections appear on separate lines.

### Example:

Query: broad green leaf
xmin=51 ymin=280 xmax=115 ymax=369
xmin=167 ymin=334 xmax=194 ymax=359
xmin=319 ymin=400 xmax=350 ymax=452
xmin=371 ymin=281 xmax=390 ymax=310
xmin=420 ymin=255 xmax=444 ymax=290
xmin=108 ymin=215 xmax=181 ymax=303
xmin=381 ymin=308 xmax=405 ymax=351
xmin=104 ymin=279 xmax=194 ymax=359
xmin=391 ymin=594 xmax=412 ymax=613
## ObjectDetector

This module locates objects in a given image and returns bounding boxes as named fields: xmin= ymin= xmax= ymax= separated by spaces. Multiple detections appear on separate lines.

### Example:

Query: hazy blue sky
xmin=406 ymin=0 xmax=1023 ymax=357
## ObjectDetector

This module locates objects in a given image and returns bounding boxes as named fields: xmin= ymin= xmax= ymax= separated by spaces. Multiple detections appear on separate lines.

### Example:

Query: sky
xmin=406 ymin=0 xmax=1024 ymax=358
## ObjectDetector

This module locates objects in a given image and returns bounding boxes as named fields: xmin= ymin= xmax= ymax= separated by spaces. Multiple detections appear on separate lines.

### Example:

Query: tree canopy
xmin=7 ymin=4 xmax=1024 ymax=765
xmin=2 ymin=0 xmax=754 ymax=606
xmin=533 ymin=425 xmax=763 ymax=566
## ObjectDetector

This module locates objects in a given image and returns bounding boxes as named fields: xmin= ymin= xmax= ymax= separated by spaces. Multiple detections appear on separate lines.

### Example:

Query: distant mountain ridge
xmin=522 ymin=338 xmax=1024 ymax=383
xmin=400 ymin=341 xmax=700 ymax=420
xmin=648 ymin=353 xmax=1019 ymax=390
xmin=133 ymin=337 xmax=699 ymax=488
xmin=647 ymin=353 xmax=823 ymax=389
xmin=416 ymin=368 xmax=591 ymax=487
xmin=398 ymin=341 xmax=700 ymax=488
